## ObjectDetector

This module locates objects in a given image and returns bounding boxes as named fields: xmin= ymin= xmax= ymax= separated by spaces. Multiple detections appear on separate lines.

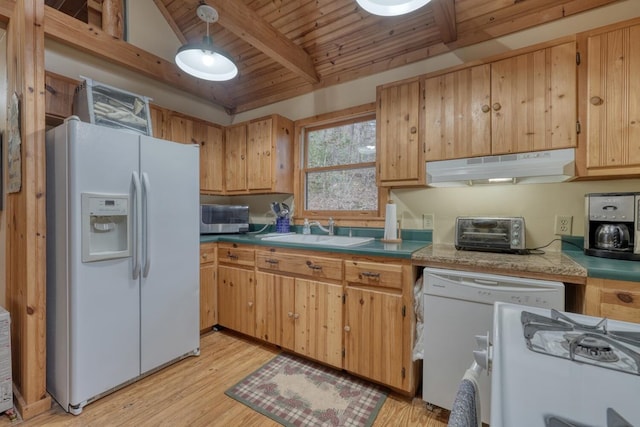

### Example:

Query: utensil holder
xmin=276 ymin=217 xmax=290 ymax=233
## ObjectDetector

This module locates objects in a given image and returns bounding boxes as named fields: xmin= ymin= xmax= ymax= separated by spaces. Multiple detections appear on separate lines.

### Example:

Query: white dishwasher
xmin=422 ymin=267 xmax=565 ymax=425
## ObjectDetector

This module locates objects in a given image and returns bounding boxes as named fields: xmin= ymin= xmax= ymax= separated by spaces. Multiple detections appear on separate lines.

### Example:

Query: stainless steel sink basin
xmin=260 ymin=233 xmax=374 ymax=247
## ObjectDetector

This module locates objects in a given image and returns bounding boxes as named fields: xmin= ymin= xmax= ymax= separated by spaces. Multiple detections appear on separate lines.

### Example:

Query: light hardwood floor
xmin=7 ymin=330 xmax=449 ymax=426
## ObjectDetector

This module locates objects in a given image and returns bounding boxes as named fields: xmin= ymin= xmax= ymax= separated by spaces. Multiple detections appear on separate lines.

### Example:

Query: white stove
xmin=490 ymin=302 xmax=640 ymax=427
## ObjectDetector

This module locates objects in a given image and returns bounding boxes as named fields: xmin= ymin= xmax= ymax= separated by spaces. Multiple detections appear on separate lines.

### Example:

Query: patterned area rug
xmin=225 ymin=353 xmax=388 ymax=426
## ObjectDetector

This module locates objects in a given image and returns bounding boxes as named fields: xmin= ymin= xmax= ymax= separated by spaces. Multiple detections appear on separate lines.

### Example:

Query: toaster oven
xmin=200 ymin=204 xmax=249 ymax=234
xmin=455 ymin=216 xmax=526 ymax=254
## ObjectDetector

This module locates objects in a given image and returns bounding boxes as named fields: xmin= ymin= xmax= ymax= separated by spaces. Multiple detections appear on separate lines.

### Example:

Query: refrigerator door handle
xmin=131 ymin=172 xmax=142 ymax=280
xmin=142 ymin=172 xmax=151 ymax=278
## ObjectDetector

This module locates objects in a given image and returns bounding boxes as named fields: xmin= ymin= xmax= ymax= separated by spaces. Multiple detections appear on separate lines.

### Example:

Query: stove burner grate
xmin=521 ymin=310 xmax=640 ymax=375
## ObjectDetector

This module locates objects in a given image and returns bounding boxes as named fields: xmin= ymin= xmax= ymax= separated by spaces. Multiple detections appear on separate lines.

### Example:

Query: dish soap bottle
xmin=303 ymin=218 xmax=311 ymax=235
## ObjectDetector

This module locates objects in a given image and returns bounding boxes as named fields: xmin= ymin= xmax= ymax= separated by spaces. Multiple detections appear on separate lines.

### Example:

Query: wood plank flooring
xmin=6 ymin=330 xmax=449 ymax=426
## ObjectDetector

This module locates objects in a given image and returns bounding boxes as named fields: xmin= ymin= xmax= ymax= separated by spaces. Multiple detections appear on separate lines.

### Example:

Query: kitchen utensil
xmin=595 ymin=223 xmax=630 ymax=250
xmin=271 ymin=201 xmax=281 ymax=217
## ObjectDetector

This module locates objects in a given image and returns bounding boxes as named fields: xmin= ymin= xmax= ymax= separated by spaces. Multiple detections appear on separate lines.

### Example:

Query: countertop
xmin=200 ymin=233 xmax=429 ymax=259
xmin=411 ymin=243 xmax=588 ymax=284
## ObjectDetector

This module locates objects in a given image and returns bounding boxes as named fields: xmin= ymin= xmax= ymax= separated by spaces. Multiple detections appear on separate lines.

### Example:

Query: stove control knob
xmin=512 ymin=238 xmax=520 ymax=246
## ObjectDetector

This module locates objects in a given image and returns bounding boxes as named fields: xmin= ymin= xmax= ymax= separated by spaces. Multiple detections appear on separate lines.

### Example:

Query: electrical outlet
xmin=422 ymin=213 xmax=434 ymax=230
xmin=554 ymin=215 xmax=573 ymax=235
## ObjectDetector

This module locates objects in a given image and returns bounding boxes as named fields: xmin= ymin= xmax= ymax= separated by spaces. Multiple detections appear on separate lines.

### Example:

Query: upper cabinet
xmin=167 ymin=113 xmax=225 ymax=194
xmin=579 ymin=21 xmax=640 ymax=177
xmin=424 ymin=41 xmax=577 ymax=162
xmin=376 ymin=79 xmax=424 ymax=187
xmin=225 ymin=114 xmax=294 ymax=194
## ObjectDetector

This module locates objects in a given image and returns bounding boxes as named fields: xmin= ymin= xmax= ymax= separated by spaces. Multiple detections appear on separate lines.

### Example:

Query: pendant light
xmin=175 ymin=4 xmax=238 ymax=81
xmin=356 ymin=0 xmax=432 ymax=16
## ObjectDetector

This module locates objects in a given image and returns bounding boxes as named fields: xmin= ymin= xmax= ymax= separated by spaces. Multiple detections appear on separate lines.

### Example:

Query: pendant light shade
xmin=356 ymin=0 xmax=432 ymax=16
xmin=175 ymin=5 xmax=238 ymax=81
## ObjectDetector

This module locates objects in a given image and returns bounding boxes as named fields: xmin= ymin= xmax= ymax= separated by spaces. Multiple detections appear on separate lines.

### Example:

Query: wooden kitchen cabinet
xmin=224 ymin=114 xmax=294 ymax=194
xmin=168 ymin=113 xmax=225 ymax=194
xmin=217 ymin=243 xmax=256 ymax=337
xmin=584 ymin=278 xmax=640 ymax=323
xmin=579 ymin=21 xmax=640 ymax=176
xmin=423 ymin=65 xmax=491 ymax=161
xmin=255 ymin=249 xmax=344 ymax=368
xmin=423 ymin=41 xmax=576 ymax=162
xmin=343 ymin=260 xmax=412 ymax=392
xmin=199 ymin=243 xmax=217 ymax=331
xmin=376 ymin=79 xmax=425 ymax=186
xmin=149 ymin=104 xmax=168 ymax=139
xmin=44 ymin=71 xmax=78 ymax=125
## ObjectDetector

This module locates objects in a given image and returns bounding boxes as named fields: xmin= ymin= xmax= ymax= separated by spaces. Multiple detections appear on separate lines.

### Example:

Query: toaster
xmin=200 ymin=204 xmax=249 ymax=234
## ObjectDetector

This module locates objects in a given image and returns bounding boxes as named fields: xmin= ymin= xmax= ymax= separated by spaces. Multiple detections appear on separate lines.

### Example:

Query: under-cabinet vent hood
xmin=426 ymin=148 xmax=575 ymax=187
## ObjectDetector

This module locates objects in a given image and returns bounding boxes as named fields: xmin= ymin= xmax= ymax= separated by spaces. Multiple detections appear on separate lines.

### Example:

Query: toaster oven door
xmin=456 ymin=218 xmax=511 ymax=250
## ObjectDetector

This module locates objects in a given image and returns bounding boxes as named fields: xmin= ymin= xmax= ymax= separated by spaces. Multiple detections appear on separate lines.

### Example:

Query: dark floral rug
xmin=225 ymin=353 xmax=388 ymax=426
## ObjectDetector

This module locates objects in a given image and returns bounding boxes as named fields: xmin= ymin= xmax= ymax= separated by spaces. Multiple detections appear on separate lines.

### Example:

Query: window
xmin=300 ymin=111 xmax=385 ymax=220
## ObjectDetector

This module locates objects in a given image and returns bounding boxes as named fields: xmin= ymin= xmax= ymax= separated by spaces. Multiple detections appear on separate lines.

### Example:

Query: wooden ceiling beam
xmin=431 ymin=0 xmax=457 ymax=43
xmin=207 ymin=0 xmax=320 ymax=84
xmin=152 ymin=0 xmax=188 ymax=44
xmin=42 ymin=5 xmax=237 ymax=112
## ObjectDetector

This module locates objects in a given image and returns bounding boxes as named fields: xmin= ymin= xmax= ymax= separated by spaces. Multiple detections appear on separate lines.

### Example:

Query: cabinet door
xmin=344 ymin=287 xmax=405 ymax=389
xmin=149 ymin=104 xmax=167 ymax=139
xmin=491 ymin=42 xmax=577 ymax=154
xmin=45 ymin=72 xmax=77 ymax=122
xmin=167 ymin=114 xmax=196 ymax=144
xmin=294 ymin=279 xmax=343 ymax=368
xmin=255 ymin=271 xmax=295 ymax=349
xmin=585 ymin=278 xmax=640 ymax=323
xmin=218 ymin=266 xmax=255 ymax=337
xmin=377 ymin=80 xmax=424 ymax=186
xmin=195 ymin=122 xmax=224 ymax=193
xmin=199 ymin=243 xmax=217 ymax=331
xmin=423 ymin=65 xmax=491 ymax=161
xmin=225 ymin=124 xmax=248 ymax=192
xmin=247 ymin=118 xmax=273 ymax=191
xmin=585 ymin=24 xmax=640 ymax=170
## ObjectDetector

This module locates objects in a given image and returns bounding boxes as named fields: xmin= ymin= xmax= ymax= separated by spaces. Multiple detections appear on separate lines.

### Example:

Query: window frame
xmin=294 ymin=104 xmax=388 ymax=226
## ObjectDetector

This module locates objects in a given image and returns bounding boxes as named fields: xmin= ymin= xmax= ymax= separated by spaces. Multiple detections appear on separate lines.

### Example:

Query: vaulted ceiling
xmin=44 ymin=0 xmax=618 ymax=114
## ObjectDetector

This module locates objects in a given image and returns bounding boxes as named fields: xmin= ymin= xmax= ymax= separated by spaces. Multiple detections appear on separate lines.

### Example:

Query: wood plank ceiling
xmin=46 ymin=0 xmax=618 ymax=114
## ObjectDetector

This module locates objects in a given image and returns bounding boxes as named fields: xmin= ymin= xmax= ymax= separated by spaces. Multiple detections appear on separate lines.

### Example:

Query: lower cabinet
xmin=199 ymin=243 xmax=217 ymax=331
xmin=584 ymin=277 xmax=640 ymax=323
xmin=344 ymin=260 xmax=412 ymax=391
xmin=218 ymin=245 xmax=417 ymax=394
xmin=218 ymin=265 xmax=256 ymax=337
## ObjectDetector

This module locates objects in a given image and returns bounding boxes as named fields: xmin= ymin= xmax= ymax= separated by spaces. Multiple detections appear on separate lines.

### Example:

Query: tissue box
xmin=73 ymin=78 xmax=153 ymax=136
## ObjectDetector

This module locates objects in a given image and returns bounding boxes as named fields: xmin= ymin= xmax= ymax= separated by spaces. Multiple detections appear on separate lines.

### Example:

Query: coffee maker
xmin=585 ymin=192 xmax=640 ymax=261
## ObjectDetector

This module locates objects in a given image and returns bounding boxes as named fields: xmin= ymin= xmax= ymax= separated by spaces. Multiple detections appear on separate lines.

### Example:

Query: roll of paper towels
xmin=384 ymin=200 xmax=397 ymax=240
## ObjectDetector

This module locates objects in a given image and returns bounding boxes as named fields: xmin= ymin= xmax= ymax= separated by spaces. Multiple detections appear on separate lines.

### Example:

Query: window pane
xmin=306 ymin=167 xmax=377 ymax=211
xmin=307 ymin=120 xmax=376 ymax=168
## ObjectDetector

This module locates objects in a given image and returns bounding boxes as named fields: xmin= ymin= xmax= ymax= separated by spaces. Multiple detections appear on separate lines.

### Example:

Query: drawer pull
xmin=360 ymin=271 xmax=381 ymax=280
xmin=227 ymin=252 xmax=238 ymax=260
xmin=617 ymin=293 xmax=633 ymax=304
xmin=344 ymin=325 xmax=351 ymax=332
xmin=264 ymin=258 xmax=280 ymax=265
xmin=294 ymin=313 xmax=300 ymax=319
xmin=306 ymin=260 xmax=323 ymax=271
xmin=287 ymin=311 xmax=294 ymax=318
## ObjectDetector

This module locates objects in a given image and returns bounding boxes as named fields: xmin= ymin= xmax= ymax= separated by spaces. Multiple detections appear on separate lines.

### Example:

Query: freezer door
xmin=139 ymin=136 xmax=200 ymax=374
xmin=64 ymin=120 xmax=141 ymax=408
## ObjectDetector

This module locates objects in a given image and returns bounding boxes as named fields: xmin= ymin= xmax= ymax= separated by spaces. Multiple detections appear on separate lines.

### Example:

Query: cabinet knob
xmin=617 ymin=293 xmax=633 ymax=304
xmin=240 ymin=154 xmax=245 ymax=160
xmin=481 ymin=104 xmax=490 ymax=113
xmin=492 ymin=102 xmax=502 ymax=111
xmin=410 ymin=126 xmax=417 ymax=134
xmin=294 ymin=313 xmax=300 ymax=319
xmin=202 ymin=253 xmax=208 ymax=259
xmin=344 ymin=326 xmax=351 ymax=332
xmin=287 ymin=311 xmax=294 ymax=318
xmin=590 ymin=96 xmax=604 ymax=106
xmin=248 ymin=301 xmax=254 ymax=307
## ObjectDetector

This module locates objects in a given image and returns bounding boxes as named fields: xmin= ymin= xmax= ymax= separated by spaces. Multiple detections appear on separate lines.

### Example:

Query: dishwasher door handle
xmin=473 ymin=279 xmax=500 ymax=286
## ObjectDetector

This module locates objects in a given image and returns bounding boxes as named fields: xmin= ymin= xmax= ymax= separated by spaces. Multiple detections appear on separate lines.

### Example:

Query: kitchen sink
xmin=260 ymin=233 xmax=374 ymax=247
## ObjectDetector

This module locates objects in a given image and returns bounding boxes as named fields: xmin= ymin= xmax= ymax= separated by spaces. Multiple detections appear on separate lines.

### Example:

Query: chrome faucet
xmin=310 ymin=217 xmax=335 ymax=235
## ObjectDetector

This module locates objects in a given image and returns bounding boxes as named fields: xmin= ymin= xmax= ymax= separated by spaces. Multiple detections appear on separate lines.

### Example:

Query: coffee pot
xmin=595 ymin=223 xmax=631 ymax=250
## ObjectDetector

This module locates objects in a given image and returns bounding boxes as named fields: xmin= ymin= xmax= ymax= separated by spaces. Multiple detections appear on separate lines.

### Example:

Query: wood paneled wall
xmin=4 ymin=0 xmax=51 ymax=420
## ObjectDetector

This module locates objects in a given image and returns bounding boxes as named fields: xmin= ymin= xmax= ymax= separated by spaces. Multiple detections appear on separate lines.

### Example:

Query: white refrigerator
xmin=46 ymin=117 xmax=200 ymax=415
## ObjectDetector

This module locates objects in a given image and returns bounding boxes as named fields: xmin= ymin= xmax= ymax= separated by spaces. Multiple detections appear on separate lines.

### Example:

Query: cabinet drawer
xmin=344 ymin=261 xmax=403 ymax=290
xmin=599 ymin=286 xmax=640 ymax=323
xmin=200 ymin=243 xmax=216 ymax=265
xmin=218 ymin=243 xmax=255 ymax=267
xmin=256 ymin=251 xmax=343 ymax=281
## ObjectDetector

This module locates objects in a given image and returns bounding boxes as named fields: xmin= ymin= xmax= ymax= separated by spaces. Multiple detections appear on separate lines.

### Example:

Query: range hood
xmin=426 ymin=148 xmax=576 ymax=187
